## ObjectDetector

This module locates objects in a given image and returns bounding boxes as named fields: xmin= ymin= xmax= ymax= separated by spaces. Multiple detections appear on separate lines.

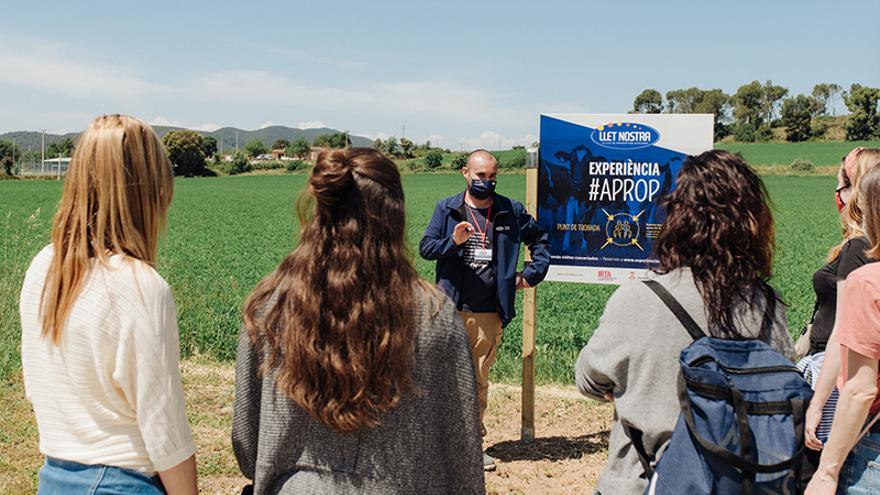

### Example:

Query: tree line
xmin=632 ymin=82 xmax=880 ymax=142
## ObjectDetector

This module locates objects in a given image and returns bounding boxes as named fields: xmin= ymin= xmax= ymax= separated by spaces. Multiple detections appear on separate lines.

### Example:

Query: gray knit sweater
xmin=232 ymin=290 xmax=485 ymax=495
xmin=575 ymin=268 xmax=795 ymax=495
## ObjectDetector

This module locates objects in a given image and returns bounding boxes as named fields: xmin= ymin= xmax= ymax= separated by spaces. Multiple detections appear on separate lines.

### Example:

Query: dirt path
xmin=1 ymin=358 xmax=612 ymax=494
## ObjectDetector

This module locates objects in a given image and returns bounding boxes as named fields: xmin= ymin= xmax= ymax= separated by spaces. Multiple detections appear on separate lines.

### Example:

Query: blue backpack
xmin=639 ymin=280 xmax=813 ymax=495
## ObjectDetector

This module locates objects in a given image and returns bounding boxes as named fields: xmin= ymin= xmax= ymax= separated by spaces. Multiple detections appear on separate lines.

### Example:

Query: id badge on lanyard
xmin=467 ymin=204 xmax=492 ymax=262
xmin=473 ymin=247 xmax=492 ymax=262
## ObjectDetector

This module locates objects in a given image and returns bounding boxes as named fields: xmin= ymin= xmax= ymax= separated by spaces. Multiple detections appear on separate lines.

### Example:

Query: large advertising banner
xmin=538 ymin=114 xmax=713 ymax=284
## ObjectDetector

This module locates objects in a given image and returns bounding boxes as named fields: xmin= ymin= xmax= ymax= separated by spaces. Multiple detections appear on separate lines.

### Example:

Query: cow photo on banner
xmin=537 ymin=114 xmax=714 ymax=284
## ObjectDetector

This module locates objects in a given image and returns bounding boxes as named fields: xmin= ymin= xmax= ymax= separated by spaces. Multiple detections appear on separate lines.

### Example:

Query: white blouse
xmin=20 ymin=245 xmax=195 ymax=473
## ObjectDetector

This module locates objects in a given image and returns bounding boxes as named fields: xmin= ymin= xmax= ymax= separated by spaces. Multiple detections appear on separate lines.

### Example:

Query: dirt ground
xmin=1 ymin=357 xmax=612 ymax=494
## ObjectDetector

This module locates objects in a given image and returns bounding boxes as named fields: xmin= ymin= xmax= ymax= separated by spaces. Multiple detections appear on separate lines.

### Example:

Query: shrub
xmin=286 ymin=160 xmax=307 ymax=172
xmin=450 ymin=152 xmax=468 ymax=170
xmin=496 ymin=149 xmax=527 ymax=168
xmin=790 ymin=158 xmax=815 ymax=173
xmin=423 ymin=149 xmax=443 ymax=170
xmin=229 ymin=154 xmax=252 ymax=175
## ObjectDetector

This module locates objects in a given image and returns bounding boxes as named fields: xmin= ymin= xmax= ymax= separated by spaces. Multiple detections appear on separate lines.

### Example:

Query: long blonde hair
xmin=862 ymin=166 xmax=880 ymax=260
xmin=41 ymin=115 xmax=174 ymax=342
xmin=828 ymin=148 xmax=880 ymax=262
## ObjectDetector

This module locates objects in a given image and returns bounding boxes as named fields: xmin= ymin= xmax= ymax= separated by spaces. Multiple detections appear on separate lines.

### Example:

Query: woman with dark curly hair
xmin=232 ymin=147 xmax=485 ymax=494
xmin=574 ymin=150 xmax=795 ymax=495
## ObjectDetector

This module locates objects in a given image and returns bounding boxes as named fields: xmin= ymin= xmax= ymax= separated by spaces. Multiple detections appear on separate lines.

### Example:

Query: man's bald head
xmin=462 ymin=149 xmax=498 ymax=184
xmin=466 ymin=149 xmax=497 ymax=169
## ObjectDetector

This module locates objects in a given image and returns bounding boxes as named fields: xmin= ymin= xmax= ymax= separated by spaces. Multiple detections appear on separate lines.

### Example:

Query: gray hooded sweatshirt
xmin=575 ymin=268 xmax=795 ymax=495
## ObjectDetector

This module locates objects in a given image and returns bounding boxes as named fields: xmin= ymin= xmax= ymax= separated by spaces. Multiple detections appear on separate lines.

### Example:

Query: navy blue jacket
xmin=419 ymin=191 xmax=551 ymax=327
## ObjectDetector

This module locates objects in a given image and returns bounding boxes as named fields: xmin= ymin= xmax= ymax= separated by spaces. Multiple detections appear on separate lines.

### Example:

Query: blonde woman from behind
xmin=20 ymin=115 xmax=197 ymax=494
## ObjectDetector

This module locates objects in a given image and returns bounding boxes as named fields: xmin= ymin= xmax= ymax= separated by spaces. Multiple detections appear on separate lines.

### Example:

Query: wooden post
xmin=521 ymin=147 xmax=539 ymax=444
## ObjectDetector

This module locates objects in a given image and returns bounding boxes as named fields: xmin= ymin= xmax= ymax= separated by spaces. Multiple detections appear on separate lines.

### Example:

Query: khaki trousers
xmin=459 ymin=311 xmax=503 ymax=434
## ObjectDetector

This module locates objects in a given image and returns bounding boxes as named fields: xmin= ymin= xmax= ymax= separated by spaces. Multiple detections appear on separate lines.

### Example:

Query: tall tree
xmin=633 ymin=89 xmax=663 ymax=113
xmin=0 ymin=140 xmax=21 ymax=175
xmin=244 ymin=138 xmax=269 ymax=158
xmin=272 ymin=139 xmax=290 ymax=150
xmin=46 ymin=138 xmax=75 ymax=158
xmin=843 ymin=84 xmax=880 ymax=141
xmin=286 ymin=137 xmax=311 ymax=159
xmin=780 ymin=95 xmax=815 ymax=142
xmin=399 ymin=137 xmax=414 ymax=158
xmin=313 ymin=132 xmax=350 ymax=149
xmin=665 ymin=87 xmax=704 ymax=114
xmin=812 ymin=83 xmax=843 ymax=116
xmin=201 ymin=136 xmax=218 ymax=158
xmin=761 ymin=80 xmax=789 ymax=124
xmin=162 ymin=130 xmax=207 ymax=176
xmin=693 ymin=89 xmax=732 ymax=140
xmin=383 ymin=136 xmax=400 ymax=157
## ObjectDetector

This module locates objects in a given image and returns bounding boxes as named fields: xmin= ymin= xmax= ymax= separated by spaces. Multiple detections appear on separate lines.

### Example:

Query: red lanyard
xmin=466 ymin=204 xmax=491 ymax=248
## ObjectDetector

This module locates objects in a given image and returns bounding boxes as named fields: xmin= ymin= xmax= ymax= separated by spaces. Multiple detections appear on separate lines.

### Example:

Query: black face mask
xmin=469 ymin=178 xmax=496 ymax=199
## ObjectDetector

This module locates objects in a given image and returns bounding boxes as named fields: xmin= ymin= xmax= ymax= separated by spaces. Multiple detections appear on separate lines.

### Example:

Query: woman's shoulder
xmin=847 ymin=262 xmax=880 ymax=287
xmin=412 ymin=283 xmax=467 ymax=346
xmin=25 ymin=244 xmax=54 ymax=275
xmin=101 ymin=254 xmax=173 ymax=307
xmin=844 ymin=236 xmax=871 ymax=250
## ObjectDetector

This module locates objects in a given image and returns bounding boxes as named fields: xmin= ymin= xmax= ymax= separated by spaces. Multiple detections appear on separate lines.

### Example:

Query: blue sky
xmin=1 ymin=0 xmax=878 ymax=149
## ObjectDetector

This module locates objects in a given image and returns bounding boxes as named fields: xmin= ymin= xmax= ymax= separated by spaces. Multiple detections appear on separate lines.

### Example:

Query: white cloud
xmin=460 ymin=131 xmax=539 ymax=151
xmin=258 ymin=121 xmax=274 ymax=129
xmin=0 ymin=36 xmax=170 ymax=100
xmin=424 ymin=134 xmax=448 ymax=147
xmin=265 ymin=47 xmax=365 ymax=70
xmin=148 ymin=116 xmax=220 ymax=132
xmin=297 ymin=120 xmax=327 ymax=129
xmin=190 ymin=71 xmax=525 ymax=125
xmin=193 ymin=122 xmax=221 ymax=132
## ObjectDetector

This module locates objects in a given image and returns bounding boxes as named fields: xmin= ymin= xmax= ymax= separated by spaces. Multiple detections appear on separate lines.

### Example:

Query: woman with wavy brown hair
xmin=232 ymin=147 xmax=485 ymax=494
xmin=575 ymin=150 xmax=795 ymax=495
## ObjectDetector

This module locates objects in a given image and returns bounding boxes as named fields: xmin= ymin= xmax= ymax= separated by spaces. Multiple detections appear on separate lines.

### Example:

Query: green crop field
xmin=0 ymin=172 xmax=841 ymax=384
xmin=716 ymin=140 xmax=880 ymax=168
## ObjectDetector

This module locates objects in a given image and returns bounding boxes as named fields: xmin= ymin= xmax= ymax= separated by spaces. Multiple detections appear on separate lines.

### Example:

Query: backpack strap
xmin=643 ymin=280 xmax=706 ymax=341
xmin=622 ymin=424 xmax=654 ymax=480
xmin=625 ymin=280 xmax=705 ymax=478
xmin=758 ymin=284 xmax=778 ymax=339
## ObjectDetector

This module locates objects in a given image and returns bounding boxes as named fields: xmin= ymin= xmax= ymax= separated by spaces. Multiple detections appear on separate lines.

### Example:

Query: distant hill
xmin=0 ymin=125 xmax=373 ymax=151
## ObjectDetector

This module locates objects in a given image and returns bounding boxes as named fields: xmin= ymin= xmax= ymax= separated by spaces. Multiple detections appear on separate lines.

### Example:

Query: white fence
xmin=17 ymin=158 xmax=70 ymax=178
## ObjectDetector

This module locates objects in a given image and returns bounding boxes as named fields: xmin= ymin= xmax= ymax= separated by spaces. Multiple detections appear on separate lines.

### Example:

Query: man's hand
xmin=453 ymin=221 xmax=473 ymax=246
xmin=515 ymin=272 xmax=531 ymax=291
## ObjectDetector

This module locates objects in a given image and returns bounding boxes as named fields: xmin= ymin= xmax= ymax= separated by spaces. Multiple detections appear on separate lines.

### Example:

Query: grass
xmin=1 ymin=358 xmax=613 ymax=493
xmin=716 ymin=140 xmax=880 ymax=167
xmin=0 ymin=172 xmax=841 ymax=385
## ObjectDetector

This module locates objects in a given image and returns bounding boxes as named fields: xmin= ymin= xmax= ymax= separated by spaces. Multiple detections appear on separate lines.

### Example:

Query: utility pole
xmin=41 ymin=129 xmax=46 ymax=175
xmin=219 ymin=137 xmax=224 ymax=156
xmin=11 ymin=137 xmax=15 ymax=168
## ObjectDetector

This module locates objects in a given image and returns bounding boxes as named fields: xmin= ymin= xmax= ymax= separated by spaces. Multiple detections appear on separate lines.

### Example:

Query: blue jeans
xmin=838 ymin=432 xmax=880 ymax=494
xmin=38 ymin=457 xmax=165 ymax=494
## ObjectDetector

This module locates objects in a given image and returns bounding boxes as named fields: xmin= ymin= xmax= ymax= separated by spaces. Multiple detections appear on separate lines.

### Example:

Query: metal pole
xmin=521 ymin=147 xmax=539 ymax=444
xmin=41 ymin=129 xmax=46 ymax=175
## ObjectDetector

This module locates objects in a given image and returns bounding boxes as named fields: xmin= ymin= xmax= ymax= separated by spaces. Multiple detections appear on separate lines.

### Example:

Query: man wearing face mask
xmin=419 ymin=149 xmax=550 ymax=471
